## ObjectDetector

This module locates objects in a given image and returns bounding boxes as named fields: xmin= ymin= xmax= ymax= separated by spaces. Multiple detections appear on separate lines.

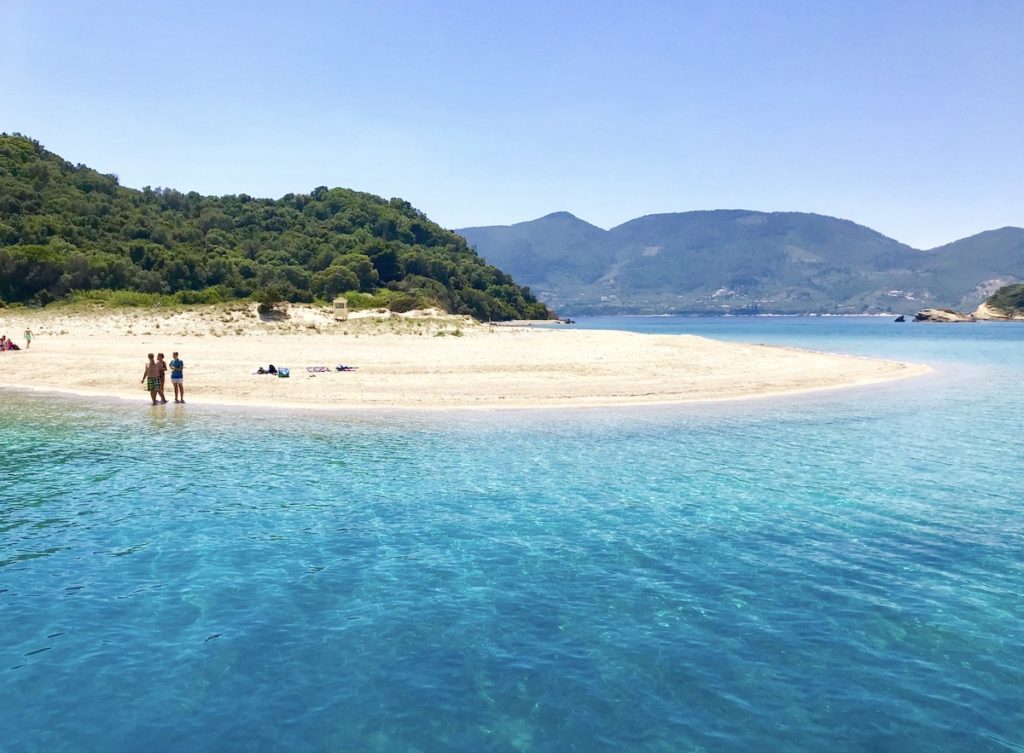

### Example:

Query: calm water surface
xmin=2 ymin=318 xmax=1022 ymax=752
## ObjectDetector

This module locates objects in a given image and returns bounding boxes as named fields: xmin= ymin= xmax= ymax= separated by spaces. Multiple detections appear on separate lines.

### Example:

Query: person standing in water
xmin=169 ymin=351 xmax=185 ymax=403
xmin=141 ymin=353 xmax=161 ymax=405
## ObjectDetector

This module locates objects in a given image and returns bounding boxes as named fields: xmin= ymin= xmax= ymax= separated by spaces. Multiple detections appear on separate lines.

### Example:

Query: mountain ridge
xmin=458 ymin=211 xmax=1024 ymax=315
xmin=465 ymin=210 xmax=1020 ymax=250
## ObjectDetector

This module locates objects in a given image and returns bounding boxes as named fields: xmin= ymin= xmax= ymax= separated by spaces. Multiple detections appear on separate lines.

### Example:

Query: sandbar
xmin=0 ymin=305 xmax=930 ymax=411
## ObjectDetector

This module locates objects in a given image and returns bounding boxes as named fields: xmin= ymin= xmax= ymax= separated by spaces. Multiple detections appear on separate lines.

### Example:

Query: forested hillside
xmin=0 ymin=134 xmax=549 ymax=320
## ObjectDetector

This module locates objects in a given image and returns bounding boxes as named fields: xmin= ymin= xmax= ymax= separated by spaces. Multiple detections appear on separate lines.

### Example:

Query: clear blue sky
xmin=3 ymin=0 xmax=1021 ymax=248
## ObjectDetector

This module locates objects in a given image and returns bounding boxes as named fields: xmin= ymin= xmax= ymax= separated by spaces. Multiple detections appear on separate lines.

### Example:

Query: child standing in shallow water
xmin=170 ymin=351 xmax=185 ymax=403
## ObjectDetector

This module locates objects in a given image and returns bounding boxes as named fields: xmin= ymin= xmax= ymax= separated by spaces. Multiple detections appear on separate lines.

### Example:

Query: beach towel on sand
xmin=306 ymin=366 xmax=329 ymax=373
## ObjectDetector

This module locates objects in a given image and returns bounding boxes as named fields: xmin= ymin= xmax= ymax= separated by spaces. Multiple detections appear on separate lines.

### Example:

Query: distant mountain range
xmin=458 ymin=211 xmax=1024 ymax=315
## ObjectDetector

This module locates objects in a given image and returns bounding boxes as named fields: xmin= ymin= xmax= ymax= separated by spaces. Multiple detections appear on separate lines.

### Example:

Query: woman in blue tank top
xmin=170 ymin=351 xmax=185 ymax=403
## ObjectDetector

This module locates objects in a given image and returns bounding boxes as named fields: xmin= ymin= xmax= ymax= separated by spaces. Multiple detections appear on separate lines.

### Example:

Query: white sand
xmin=0 ymin=304 xmax=930 ymax=410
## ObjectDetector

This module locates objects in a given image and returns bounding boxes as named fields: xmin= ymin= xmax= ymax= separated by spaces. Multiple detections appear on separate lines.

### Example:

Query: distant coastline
xmin=574 ymin=312 xmax=907 ymax=319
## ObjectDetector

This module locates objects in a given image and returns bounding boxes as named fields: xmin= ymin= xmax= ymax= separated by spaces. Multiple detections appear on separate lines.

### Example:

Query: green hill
xmin=0 ymin=134 xmax=549 ymax=321
xmin=459 ymin=211 xmax=1024 ymax=315
xmin=919 ymin=228 xmax=1024 ymax=309
xmin=985 ymin=283 xmax=1024 ymax=314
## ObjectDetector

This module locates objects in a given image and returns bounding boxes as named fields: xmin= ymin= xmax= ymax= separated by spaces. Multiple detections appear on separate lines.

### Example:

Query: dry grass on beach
xmin=0 ymin=303 xmax=930 ymax=410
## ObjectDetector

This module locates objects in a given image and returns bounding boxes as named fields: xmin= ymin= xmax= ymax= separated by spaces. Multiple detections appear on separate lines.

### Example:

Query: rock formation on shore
xmin=914 ymin=309 xmax=977 ymax=322
xmin=915 ymin=285 xmax=1024 ymax=321
xmin=973 ymin=302 xmax=1024 ymax=320
xmin=914 ymin=300 xmax=1024 ymax=322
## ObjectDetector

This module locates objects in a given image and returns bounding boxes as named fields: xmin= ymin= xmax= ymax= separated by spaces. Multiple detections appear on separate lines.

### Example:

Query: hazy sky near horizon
xmin=3 ymin=0 xmax=1022 ymax=248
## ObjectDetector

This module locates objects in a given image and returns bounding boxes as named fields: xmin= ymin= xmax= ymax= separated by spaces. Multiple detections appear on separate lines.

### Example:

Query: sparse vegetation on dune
xmin=0 ymin=301 xmax=482 ymax=341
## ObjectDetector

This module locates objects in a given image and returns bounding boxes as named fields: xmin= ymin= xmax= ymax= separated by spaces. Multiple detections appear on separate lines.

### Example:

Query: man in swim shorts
xmin=169 ymin=351 xmax=185 ymax=403
xmin=141 ymin=353 xmax=161 ymax=405
xmin=156 ymin=353 xmax=168 ymax=403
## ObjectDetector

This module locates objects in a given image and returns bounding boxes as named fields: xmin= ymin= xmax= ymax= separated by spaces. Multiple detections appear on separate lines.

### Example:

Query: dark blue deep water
xmin=2 ymin=318 xmax=1022 ymax=752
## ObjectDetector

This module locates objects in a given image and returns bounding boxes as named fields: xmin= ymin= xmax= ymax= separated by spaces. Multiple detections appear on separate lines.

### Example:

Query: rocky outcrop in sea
xmin=914 ymin=308 xmax=976 ymax=322
xmin=914 ymin=303 xmax=1024 ymax=322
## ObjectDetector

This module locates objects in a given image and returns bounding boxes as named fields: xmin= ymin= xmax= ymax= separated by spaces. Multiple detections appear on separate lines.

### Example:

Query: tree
xmin=254 ymin=286 xmax=282 ymax=314
xmin=312 ymin=265 xmax=359 ymax=299
xmin=335 ymin=253 xmax=379 ymax=292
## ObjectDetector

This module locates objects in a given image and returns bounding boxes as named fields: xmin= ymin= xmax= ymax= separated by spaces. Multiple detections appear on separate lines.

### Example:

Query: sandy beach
xmin=0 ymin=304 xmax=930 ymax=410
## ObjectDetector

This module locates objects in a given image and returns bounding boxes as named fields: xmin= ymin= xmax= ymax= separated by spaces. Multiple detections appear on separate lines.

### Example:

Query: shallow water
xmin=2 ymin=318 xmax=1022 ymax=752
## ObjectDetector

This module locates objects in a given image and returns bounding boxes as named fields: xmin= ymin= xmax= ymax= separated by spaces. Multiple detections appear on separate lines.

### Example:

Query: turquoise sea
xmin=2 ymin=317 xmax=1022 ymax=752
